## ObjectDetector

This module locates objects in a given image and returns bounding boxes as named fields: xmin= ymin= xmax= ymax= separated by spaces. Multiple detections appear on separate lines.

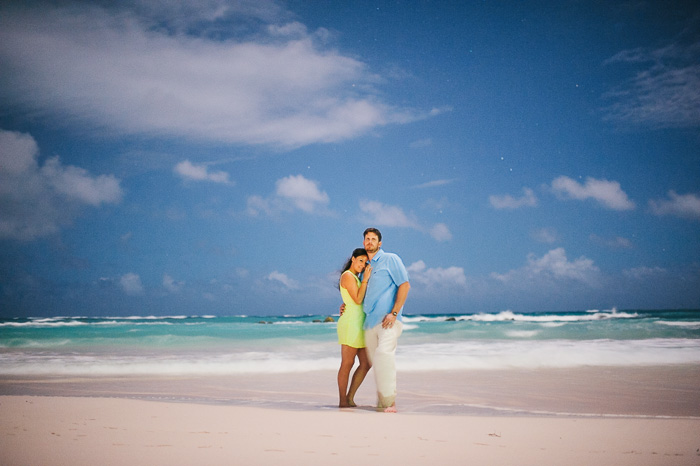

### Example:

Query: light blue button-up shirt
xmin=362 ymin=249 xmax=409 ymax=330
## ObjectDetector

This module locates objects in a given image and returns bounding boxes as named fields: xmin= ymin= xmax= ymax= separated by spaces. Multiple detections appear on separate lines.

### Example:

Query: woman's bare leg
xmin=346 ymin=347 xmax=371 ymax=407
xmin=337 ymin=345 xmax=358 ymax=407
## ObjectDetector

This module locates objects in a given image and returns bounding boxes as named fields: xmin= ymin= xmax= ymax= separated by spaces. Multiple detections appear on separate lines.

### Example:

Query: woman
xmin=337 ymin=248 xmax=372 ymax=408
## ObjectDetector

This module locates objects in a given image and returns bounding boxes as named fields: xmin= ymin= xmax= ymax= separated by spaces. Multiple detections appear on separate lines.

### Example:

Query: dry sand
xmin=1 ymin=366 xmax=699 ymax=465
xmin=1 ymin=396 xmax=699 ymax=466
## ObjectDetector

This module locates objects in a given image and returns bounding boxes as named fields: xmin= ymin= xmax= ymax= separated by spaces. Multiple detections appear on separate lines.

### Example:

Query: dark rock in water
xmin=313 ymin=319 xmax=321 ymax=323
xmin=446 ymin=317 xmax=456 ymax=322
xmin=324 ymin=316 xmax=335 ymax=322
xmin=258 ymin=321 xmax=272 ymax=324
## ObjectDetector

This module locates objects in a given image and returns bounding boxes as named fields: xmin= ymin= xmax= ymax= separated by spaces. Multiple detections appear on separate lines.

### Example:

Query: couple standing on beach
xmin=337 ymin=228 xmax=410 ymax=412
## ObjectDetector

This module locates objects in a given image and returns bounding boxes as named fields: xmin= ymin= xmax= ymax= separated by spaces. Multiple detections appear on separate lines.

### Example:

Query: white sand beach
xmin=2 ymin=395 xmax=699 ymax=466
xmin=2 ymin=366 xmax=700 ymax=465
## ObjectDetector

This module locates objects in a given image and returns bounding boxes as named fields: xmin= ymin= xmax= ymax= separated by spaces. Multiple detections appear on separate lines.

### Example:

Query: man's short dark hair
xmin=363 ymin=227 xmax=382 ymax=242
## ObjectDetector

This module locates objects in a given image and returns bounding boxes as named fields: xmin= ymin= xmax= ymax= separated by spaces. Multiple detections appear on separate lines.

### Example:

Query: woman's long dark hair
xmin=339 ymin=248 xmax=368 ymax=289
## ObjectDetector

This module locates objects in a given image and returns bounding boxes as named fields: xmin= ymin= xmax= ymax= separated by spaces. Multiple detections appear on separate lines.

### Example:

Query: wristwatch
xmin=391 ymin=311 xmax=398 ymax=316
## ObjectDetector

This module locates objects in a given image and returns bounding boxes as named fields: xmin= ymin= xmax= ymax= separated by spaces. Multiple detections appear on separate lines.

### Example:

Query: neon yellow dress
xmin=337 ymin=271 xmax=366 ymax=348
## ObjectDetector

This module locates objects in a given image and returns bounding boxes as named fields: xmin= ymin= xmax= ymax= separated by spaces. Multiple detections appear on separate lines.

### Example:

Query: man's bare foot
xmin=346 ymin=397 xmax=357 ymax=408
xmin=383 ymin=405 xmax=397 ymax=413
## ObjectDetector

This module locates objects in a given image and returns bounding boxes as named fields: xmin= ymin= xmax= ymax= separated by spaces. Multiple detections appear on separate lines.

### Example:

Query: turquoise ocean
xmin=1 ymin=309 xmax=699 ymax=377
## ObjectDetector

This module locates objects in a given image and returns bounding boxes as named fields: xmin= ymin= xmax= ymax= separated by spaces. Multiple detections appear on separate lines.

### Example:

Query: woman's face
xmin=351 ymin=255 xmax=368 ymax=274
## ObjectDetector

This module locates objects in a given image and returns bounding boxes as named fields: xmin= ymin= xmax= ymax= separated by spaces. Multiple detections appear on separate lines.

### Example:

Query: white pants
xmin=364 ymin=321 xmax=403 ymax=408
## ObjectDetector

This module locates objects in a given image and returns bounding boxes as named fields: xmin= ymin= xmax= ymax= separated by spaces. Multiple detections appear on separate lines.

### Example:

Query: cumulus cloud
xmin=359 ymin=200 xmax=420 ymax=228
xmin=174 ymin=160 xmax=231 ymax=184
xmin=492 ymin=248 xmax=600 ymax=285
xmin=489 ymin=187 xmax=537 ymax=209
xmin=359 ymin=200 xmax=452 ymax=242
xmin=267 ymin=271 xmax=299 ymax=290
xmin=246 ymin=174 xmax=330 ymax=216
xmin=531 ymin=228 xmax=558 ymax=244
xmin=0 ymin=129 xmax=123 ymax=241
xmin=275 ymin=175 xmax=330 ymax=213
xmin=0 ymin=2 xmax=432 ymax=148
xmin=407 ymin=261 xmax=467 ymax=288
xmin=551 ymin=176 xmax=635 ymax=211
xmin=649 ymin=191 xmax=700 ymax=220
xmin=429 ymin=223 xmax=452 ymax=242
xmin=120 ymin=272 xmax=144 ymax=296
xmin=603 ymin=35 xmax=700 ymax=129
xmin=163 ymin=273 xmax=184 ymax=293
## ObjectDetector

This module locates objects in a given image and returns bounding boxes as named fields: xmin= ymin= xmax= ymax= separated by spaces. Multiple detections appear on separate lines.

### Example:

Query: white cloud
xmin=603 ymin=38 xmax=700 ymax=129
xmin=430 ymin=223 xmax=453 ymax=242
xmin=407 ymin=260 xmax=467 ymax=288
xmin=359 ymin=200 xmax=419 ymax=228
xmin=531 ymin=228 xmax=558 ymax=244
xmin=163 ymin=273 xmax=184 ymax=293
xmin=0 ymin=3 xmax=433 ymax=148
xmin=489 ymin=187 xmax=537 ymax=209
xmin=246 ymin=174 xmax=330 ymax=216
xmin=413 ymin=179 xmax=456 ymax=189
xmin=409 ymin=138 xmax=432 ymax=148
xmin=267 ymin=21 xmax=309 ymax=38
xmin=275 ymin=175 xmax=330 ymax=213
xmin=649 ymin=191 xmax=700 ymax=220
xmin=267 ymin=271 xmax=299 ymax=290
xmin=0 ymin=129 xmax=123 ymax=241
xmin=492 ymin=248 xmax=600 ymax=285
xmin=623 ymin=266 xmax=667 ymax=280
xmin=551 ymin=176 xmax=635 ymax=211
xmin=359 ymin=200 xmax=452 ymax=242
xmin=590 ymin=234 xmax=633 ymax=249
xmin=120 ymin=273 xmax=144 ymax=296
xmin=246 ymin=195 xmax=274 ymax=217
xmin=174 ymin=160 xmax=231 ymax=184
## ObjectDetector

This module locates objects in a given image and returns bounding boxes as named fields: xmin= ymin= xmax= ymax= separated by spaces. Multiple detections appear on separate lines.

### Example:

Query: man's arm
xmin=382 ymin=281 xmax=410 ymax=328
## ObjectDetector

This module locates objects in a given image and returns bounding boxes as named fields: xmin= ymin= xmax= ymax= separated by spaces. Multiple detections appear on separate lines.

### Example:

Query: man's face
xmin=363 ymin=233 xmax=381 ymax=254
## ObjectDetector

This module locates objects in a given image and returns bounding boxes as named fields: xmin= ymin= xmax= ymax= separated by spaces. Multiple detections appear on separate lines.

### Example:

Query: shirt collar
xmin=371 ymin=248 xmax=384 ymax=263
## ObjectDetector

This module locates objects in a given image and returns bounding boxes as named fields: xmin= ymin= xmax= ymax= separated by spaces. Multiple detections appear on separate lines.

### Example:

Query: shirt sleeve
xmin=387 ymin=253 xmax=409 ymax=286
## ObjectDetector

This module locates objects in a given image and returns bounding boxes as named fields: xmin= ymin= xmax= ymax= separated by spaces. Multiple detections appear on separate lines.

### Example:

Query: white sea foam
xmin=655 ymin=320 xmax=700 ymax=329
xmin=1 ymin=338 xmax=698 ymax=376
xmin=0 ymin=352 xmax=341 ymax=376
xmin=0 ymin=320 xmax=88 ymax=328
xmin=404 ymin=310 xmax=638 ymax=324
xmin=505 ymin=330 xmax=540 ymax=338
xmin=397 ymin=338 xmax=700 ymax=371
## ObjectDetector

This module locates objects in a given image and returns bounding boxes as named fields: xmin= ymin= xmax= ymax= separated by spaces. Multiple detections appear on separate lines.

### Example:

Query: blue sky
xmin=1 ymin=0 xmax=698 ymax=317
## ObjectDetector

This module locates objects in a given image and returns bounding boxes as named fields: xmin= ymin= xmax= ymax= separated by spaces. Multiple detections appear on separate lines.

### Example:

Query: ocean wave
xmin=403 ymin=309 xmax=638 ymax=324
xmin=397 ymin=338 xmax=700 ymax=371
xmin=504 ymin=330 xmax=540 ymax=338
xmin=0 ymin=320 xmax=89 ymax=328
xmin=0 ymin=353 xmax=341 ymax=376
xmin=2 ymin=338 xmax=698 ymax=376
xmin=0 ymin=319 xmax=181 ymax=328
xmin=655 ymin=320 xmax=700 ymax=329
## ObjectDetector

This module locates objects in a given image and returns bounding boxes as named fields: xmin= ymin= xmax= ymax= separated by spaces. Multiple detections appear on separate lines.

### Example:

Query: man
xmin=359 ymin=227 xmax=410 ymax=412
